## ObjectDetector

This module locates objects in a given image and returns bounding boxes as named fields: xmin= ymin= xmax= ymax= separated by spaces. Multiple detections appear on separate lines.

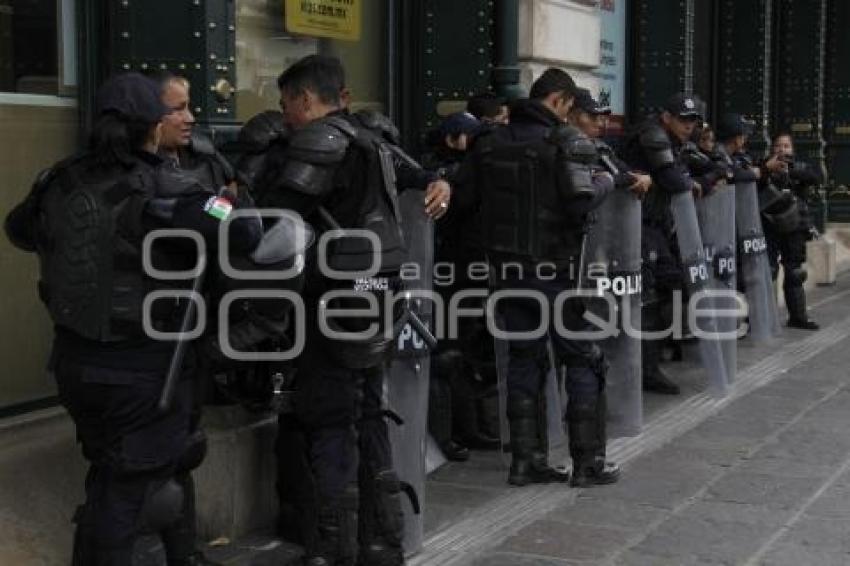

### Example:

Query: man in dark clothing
xmin=253 ymin=55 xmax=449 ymax=566
xmin=762 ymin=132 xmax=822 ymax=329
xmin=455 ymin=68 xmax=621 ymax=488
xmin=621 ymin=93 xmax=703 ymax=396
xmin=426 ymin=110 xmax=501 ymax=461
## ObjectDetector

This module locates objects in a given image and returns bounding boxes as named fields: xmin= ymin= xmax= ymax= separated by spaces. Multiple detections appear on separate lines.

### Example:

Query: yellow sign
xmin=285 ymin=0 xmax=362 ymax=41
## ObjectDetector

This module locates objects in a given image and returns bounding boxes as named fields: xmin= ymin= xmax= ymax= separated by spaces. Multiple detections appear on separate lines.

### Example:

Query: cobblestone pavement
xmin=137 ymin=272 xmax=850 ymax=566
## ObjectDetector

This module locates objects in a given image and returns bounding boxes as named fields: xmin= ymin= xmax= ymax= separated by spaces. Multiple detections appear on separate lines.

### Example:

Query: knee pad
xmin=138 ymin=479 xmax=184 ymax=533
xmin=175 ymin=429 xmax=208 ymax=474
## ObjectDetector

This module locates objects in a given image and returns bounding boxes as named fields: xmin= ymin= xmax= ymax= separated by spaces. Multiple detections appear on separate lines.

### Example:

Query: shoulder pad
xmin=189 ymin=132 xmax=216 ymax=156
xmin=352 ymin=109 xmax=400 ymax=144
xmin=549 ymin=125 xmax=598 ymax=165
xmin=639 ymin=123 xmax=672 ymax=150
xmin=287 ymin=117 xmax=354 ymax=165
xmin=239 ymin=110 xmax=289 ymax=152
xmin=153 ymin=161 xmax=210 ymax=198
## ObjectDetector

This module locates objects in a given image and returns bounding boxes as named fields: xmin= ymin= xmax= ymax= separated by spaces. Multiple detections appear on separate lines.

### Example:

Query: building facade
xmin=0 ymin=0 xmax=848 ymax=561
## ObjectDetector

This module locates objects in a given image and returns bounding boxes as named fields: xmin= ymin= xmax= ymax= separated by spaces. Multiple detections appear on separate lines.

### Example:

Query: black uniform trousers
xmin=275 ymin=292 xmax=395 ymax=550
xmin=495 ymin=269 xmax=605 ymax=463
xmin=54 ymin=351 xmax=193 ymax=566
xmin=766 ymin=225 xmax=808 ymax=285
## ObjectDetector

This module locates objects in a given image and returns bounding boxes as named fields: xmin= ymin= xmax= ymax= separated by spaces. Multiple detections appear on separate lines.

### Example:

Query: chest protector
xmin=475 ymin=124 xmax=596 ymax=262
xmin=35 ymin=159 xmax=158 ymax=341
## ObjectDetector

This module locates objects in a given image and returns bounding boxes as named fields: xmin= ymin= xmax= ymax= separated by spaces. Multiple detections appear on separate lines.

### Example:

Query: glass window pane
xmin=236 ymin=0 xmax=318 ymax=122
xmin=235 ymin=0 xmax=387 ymax=121
xmin=0 ymin=0 xmax=59 ymax=95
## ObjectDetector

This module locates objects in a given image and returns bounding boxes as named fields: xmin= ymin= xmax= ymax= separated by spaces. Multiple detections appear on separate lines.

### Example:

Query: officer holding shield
xmin=622 ymin=93 xmax=704 ymax=396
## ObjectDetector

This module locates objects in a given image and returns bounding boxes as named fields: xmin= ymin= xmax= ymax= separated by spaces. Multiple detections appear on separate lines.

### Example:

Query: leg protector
xmin=566 ymin=365 xmax=605 ymax=471
xmin=357 ymin=470 xmax=406 ymax=566
xmin=304 ymin=484 xmax=359 ymax=566
xmin=160 ymin=473 xmax=197 ymax=564
xmin=161 ymin=429 xmax=209 ymax=563
xmin=506 ymin=391 xmax=568 ymax=486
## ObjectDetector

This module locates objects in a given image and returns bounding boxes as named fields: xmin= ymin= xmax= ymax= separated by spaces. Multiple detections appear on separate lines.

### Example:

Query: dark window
xmin=0 ymin=0 xmax=59 ymax=94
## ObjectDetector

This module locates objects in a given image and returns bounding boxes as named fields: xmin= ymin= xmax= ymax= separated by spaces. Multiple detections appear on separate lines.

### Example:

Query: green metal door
xmin=397 ymin=0 xmax=495 ymax=153
xmin=825 ymin=0 xmax=850 ymax=186
xmin=80 ymin=0 xmax=236 ymax=132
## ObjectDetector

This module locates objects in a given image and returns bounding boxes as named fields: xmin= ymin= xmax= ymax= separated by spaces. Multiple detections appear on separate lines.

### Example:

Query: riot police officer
xmin=152 ymin=70 xmax=237 ymax=566
xmin=568 ymin=88 xmax=652 ymax=195
xmin=252 ymin=55 xmax=449 ymax=565
xmin=459 ymin=68 xmax=620 ymax=487
xmin=4 ymin=73 xmax=262 ymax=566
xmin=425 ymin=111 xmax=502 ymax=461
xmin=622 ymin=93 xmax=703 ymax=396
xmin=155 ymin=72 xmax=236 ymax=191
xmin=762 ymin=132 xmax=821 ymax=329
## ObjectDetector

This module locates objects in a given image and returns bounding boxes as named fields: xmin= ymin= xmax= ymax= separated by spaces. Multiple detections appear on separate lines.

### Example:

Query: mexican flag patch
xmin=203 ymin=196 xmax=233 ymax=220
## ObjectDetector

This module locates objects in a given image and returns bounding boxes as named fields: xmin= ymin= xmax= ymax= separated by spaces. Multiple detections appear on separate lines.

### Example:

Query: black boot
xmin=429 ymin=351 xmax=470 ymax=462
xmin=161 ymin=474 xmax=224 ymax=566
xmin=568 ymin=391 xmax=620 ymax=488
xmin=642 ymin=340 xmax=680 ymax=395
xmin=785 ymin=286 xmax=819 ymax=330
xmin=642 ymin=303 xmax=680 ymax=395
xmin=507 ymin=393 xmax=569 ymax=486
xmin=451 ymin=365 xmax=500 ymax=450
xmin=303 ymin=486 xmax=359 ymax=566
xmin=357 ymin=470 xmax=406 ymax=566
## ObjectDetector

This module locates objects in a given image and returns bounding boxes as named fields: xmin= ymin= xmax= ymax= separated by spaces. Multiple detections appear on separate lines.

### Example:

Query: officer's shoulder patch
xmin=203 ymin=195 xmax=233 ymax=220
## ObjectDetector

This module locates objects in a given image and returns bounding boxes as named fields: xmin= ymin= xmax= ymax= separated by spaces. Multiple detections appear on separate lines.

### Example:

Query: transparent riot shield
xmin=736 ymin=180 xmax=781 ymax=342
xmin=584 ymin=188 xmax=643 ymax=437
xmin=670 ymin=191 xmax=730 ymax=396
xmin=387 ymin=190 xmax=433 ymax=555
xmin=695 ymin=183 xmax=738 ymax=384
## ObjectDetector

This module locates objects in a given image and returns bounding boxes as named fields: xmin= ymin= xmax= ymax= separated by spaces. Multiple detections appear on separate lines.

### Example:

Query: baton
xmin=158 ymin=265 xmax=206 ymax=413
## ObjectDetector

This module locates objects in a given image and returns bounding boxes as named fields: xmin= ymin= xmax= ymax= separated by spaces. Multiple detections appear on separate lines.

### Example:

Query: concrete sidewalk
xmin=416 ymin=274 xmax=850 ymax=566
xmin=128 ymin=272 xmax=850 ymax=565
